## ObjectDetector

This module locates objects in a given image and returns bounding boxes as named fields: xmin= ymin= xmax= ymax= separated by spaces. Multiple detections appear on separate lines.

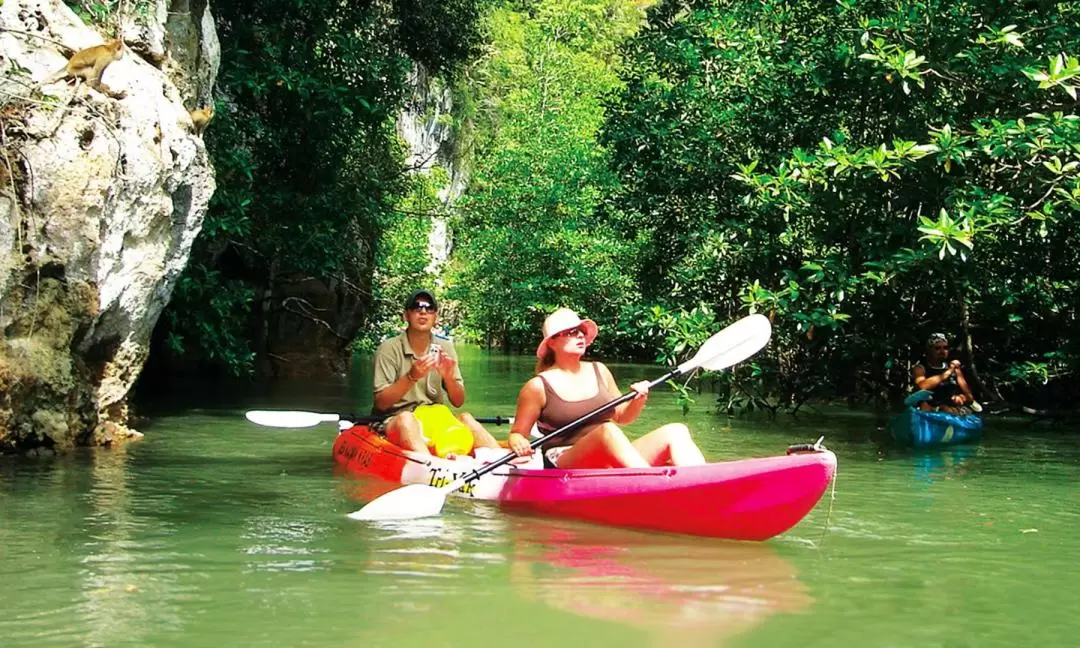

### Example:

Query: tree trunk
xmin=255 ymin=259 xmax=277 ymax=377
xmin=959 ymin=297 xmax=991 ymax=401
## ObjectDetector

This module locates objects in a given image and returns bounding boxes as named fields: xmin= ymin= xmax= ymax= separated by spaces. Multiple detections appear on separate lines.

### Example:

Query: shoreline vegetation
xmin=5 ymin=1 xmax=1076 ymax=456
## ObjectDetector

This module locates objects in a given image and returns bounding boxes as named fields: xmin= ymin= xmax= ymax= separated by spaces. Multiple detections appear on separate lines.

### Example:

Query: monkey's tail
xmin=40 ymin=67 xmax=69 ymax=85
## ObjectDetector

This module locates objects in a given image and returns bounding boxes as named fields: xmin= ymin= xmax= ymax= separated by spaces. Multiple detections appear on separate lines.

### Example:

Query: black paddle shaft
xmin=343 ymin=414 xmax=513 ymax=426
xmin=475 ymin=416 xmax=514 ymax=426
xmin=459 ymin=367 xmax=683 ymax=484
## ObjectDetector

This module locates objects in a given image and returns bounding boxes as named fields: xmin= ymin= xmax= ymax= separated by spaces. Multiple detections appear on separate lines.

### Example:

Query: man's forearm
xmin=444 ymin=378 xmax=466 ymax=408
xmin=918 ymin=372 xmax=951 ymax=390
xmin=374 ymin=374 xmax=417 ymax=412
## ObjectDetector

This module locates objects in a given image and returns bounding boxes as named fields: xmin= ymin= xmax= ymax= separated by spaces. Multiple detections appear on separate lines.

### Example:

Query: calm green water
xmin=2 ymin=346 xmax=1078 ymax=647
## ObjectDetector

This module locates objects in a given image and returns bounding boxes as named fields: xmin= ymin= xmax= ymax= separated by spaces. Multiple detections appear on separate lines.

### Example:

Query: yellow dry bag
xmin=413 ymin=404 xmax=474 ymax=458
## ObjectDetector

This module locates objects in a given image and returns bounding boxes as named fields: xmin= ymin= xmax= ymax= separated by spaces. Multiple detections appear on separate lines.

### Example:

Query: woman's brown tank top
xmin=536 ymin=362 xmax=617 ymax=449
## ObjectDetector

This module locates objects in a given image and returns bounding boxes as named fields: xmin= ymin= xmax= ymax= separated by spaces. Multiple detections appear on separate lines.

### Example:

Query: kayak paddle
xmin=902 ymin=390 xmax=983 ymax=413
xmin=244 ymin=410 xmax=514 ymax=428
xmin=903 ymin=390 xmax=933 ymax=408
xmin=347 ymin=312 xmax=773 ymax=522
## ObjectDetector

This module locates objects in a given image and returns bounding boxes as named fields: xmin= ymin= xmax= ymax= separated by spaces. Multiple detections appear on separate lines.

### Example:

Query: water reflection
xmin=78 ymin=446 xmax=186 ymax=645
xmin=504 ymin=518 xmax=812 ymax=645
xmin=339 ymin=462 xmax=813 ymax=644
xmin=361 ymin=503 xmax=512 ymax=602
xmin=347 ymin=497 xmax=812 ymax=645
xmin=913 ymin=445 xmax=980 ymax=483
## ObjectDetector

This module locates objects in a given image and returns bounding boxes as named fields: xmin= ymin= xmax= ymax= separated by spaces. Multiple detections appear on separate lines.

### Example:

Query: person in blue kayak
xmin=371 ymin=289 xmax=500 ymax=456
xmin=506 ymin=308 xmax=707 ymax=469
xmin=912 ymin=332 xmax=976 ymax=413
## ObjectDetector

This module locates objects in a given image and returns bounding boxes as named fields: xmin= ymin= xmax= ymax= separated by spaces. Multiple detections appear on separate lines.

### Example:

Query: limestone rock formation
xmin=0 ymin=0 xmax=219 ymax=452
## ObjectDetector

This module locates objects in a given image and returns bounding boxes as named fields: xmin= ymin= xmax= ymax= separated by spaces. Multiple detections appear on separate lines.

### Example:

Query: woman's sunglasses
xmin=555 ymin=327 xmax=586 ymax=338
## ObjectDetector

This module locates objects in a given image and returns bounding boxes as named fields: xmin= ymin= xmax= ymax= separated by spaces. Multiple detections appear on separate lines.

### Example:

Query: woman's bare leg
xmin=554 ymin=422 xmax=649 ymax=469
xmin=458 ymin=412 xmax=500 ymax=449
xmin=632 ymin=423 xmax=706 ymax=466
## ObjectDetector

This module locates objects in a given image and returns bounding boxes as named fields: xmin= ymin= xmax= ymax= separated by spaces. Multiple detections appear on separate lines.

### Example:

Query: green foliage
xmin=64 ymin=0 xmax=155 ymax=26
xmin=447 ymin=0 xmax=647 ymax=350
xmin=394 ymin=0 xmax=496 ymax=73
xmin=65 ymin=0 xmax=112 ymax=25
xmin=159 ymin=0 xmax=488 ymax=376
xmin=356 ymin=170 xmax=444 ymax=352
xmin=164 ymin=264 xmax=256 ymax=374
xmin=156 ymin=0 xmax=1080 ymax=411
xmin=602 ymin=0 xmax=1080 ymax=410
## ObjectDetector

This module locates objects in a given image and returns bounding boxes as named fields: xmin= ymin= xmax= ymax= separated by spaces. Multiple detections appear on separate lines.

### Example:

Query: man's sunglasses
xmin=408 ymin=302 xmax=437 ymax=313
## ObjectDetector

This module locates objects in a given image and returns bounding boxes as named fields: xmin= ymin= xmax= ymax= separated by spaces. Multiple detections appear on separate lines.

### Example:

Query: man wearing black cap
xmin=371 ymin=289 xmax=500 ymax=454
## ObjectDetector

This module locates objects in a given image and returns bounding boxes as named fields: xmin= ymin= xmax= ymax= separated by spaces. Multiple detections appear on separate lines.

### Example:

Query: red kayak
xmin=333 ymin=425 xmax=837 ymax=541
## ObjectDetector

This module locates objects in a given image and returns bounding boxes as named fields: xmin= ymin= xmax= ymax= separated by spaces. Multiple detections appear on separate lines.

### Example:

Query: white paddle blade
xmin=678 ymin=313 xmax=772 ymax=374
xmin=347 ymin=484 xmax=449 ymax=521
xmin=244 ymin=410 xmax=340 ymax=428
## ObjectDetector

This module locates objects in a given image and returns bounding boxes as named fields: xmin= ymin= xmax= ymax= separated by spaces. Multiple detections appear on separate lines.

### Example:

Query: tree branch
xmin=279 ymin=296 xmax=350 ymax=340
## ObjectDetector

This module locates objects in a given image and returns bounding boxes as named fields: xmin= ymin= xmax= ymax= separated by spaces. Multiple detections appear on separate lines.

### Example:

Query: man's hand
xmin=409 ymin=352 xmax=438 ymax=381
xmin=436 ymin=349 xmax=457 ymax=380
xmin=944 ymin=359 xmax=961 ymax=378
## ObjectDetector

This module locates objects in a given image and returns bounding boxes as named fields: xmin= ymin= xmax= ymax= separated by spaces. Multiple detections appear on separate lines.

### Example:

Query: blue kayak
xmin=888 ymin=407 xmax=984 ymax=447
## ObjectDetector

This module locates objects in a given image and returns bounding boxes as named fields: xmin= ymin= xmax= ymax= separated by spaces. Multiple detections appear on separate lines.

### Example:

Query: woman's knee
xmin=665 ymin=422 xmax=691 ymax=441
xmin=647 ymin=422 xmax=689 ymax=441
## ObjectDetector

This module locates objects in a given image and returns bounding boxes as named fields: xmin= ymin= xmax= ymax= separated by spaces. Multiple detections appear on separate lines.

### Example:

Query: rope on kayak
xmin=816 ymin=465 xmax=837 ymax=548
xmin=786 ymin=436 xmax=837 ymax=548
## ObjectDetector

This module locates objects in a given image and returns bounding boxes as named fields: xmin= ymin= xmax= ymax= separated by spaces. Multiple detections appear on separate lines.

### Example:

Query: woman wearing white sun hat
xmin=506 ymin=308 xmax=707 ymax=469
